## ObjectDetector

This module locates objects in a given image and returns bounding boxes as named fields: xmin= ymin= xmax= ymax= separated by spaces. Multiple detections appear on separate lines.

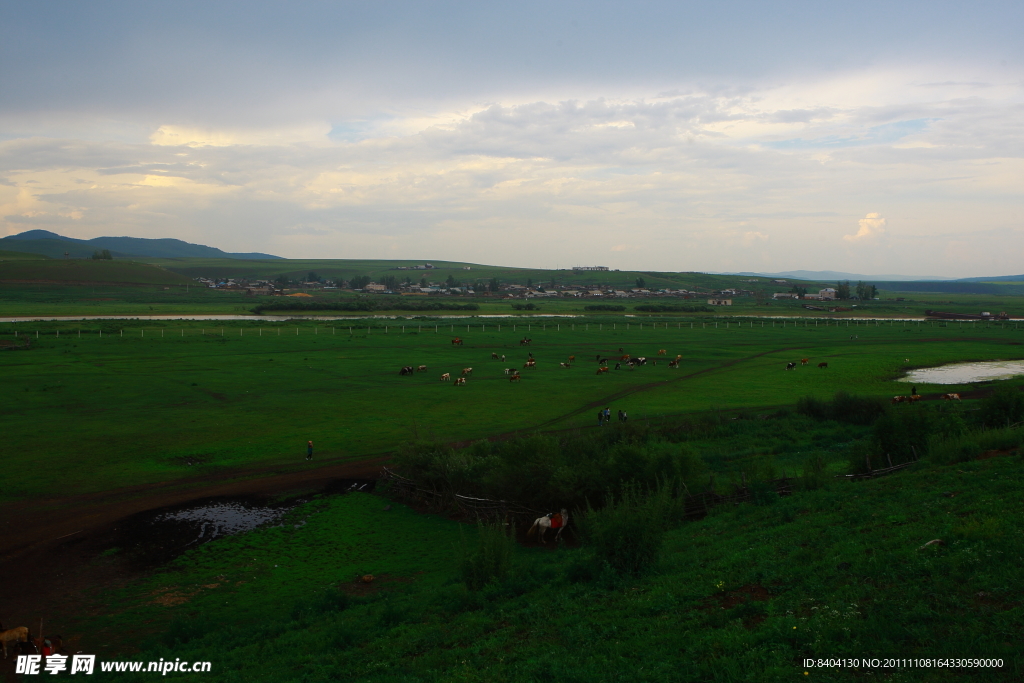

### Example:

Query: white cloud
xmin=844 ymin=213 xmax=887 ymax=242
xmin=741 ymin=231 xmax=769 ymax=246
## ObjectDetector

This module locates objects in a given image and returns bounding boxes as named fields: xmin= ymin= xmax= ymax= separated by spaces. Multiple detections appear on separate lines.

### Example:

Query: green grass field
xmin=80 ymin=453 xmax=1024 ymax=682
xmin=2 ymin=317 xmax=1022 ymax=503
xmin=0 ymin=259 xmax=191 ymax=286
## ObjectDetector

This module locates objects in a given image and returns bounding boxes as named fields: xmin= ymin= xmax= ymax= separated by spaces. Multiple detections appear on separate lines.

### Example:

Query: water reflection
xmin=900 ymin=360 xmax=1024 ymax=384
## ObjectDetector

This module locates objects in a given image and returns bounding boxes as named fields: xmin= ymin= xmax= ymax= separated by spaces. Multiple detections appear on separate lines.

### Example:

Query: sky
xmin=1 ymin=1 xmax=1022 ymax=277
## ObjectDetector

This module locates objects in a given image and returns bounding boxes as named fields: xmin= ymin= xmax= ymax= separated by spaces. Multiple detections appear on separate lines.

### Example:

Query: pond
xmin=900 ymin=360 xmax=1024 ymax=385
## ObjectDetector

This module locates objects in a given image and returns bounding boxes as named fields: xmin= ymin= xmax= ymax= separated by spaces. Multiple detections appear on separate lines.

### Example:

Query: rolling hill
xmin=0 ymin=230 xmax=280 ymax=260
xmin=0 ymin=259 xmax=193 ymax=286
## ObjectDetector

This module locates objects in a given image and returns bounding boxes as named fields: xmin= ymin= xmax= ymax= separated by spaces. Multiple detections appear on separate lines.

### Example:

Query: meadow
xmin=2 ymin=316 xmax=1022 ymax=504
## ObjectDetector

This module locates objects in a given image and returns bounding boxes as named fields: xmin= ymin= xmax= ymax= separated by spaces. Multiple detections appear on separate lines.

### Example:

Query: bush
xmin=583 ymin=304 xmax=625 ymax=311
xmin=797 ymin=392 xmax=885 ymax=425
xmin=511 ymin=303 xmax=539 ymax=310
xmin=869 ymin=409 xmax=932 ymax=466
xmin=459 ymin=522 xmax=516 ymax=591
xmin=577 ymin=481 xmax=673 ymax=576
xmin=979 ymin=384 xmax=1024 ymax=428
xmin=801 ymin=453 xmax=829 ymax=490
xmin=928 ymin=432 xmax=983 ymax=464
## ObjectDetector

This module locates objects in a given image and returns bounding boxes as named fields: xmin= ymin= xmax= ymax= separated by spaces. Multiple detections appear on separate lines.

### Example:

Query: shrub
xmin=801 ymin=453 xmax=829 ymax=490
xmin=577 ymin=481 xmax=673 ymax=576
xmin=870 ymin=409 xmax=932 ymax=466
xmin=633 ymin=304 xmax=713 ymax=312
xmin=928 ymin=432 xmax=983 ymax=464
xmin=583 ymin=304 xmax=625 ymax=311
xmin=979 ymin=384 xmax=1024 ymax=428
xmin=459 ymin=522 xmax=516 ymax=591
xmin=797 ymin=392 xmax=885 ymax=425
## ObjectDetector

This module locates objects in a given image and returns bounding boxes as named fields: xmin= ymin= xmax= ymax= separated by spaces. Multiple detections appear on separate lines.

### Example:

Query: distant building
xmin=364 ymin=283 xmax=387 ymax=292
xmin=772 ymin=292 xmax=799 ymax=299
xmin=572 ymin=266 xmax=610 ymax=271
xmin=818 ymin=288 xmax=837 ymax=300
xmin=708 ymin=298 xmax=732 ymax=306
xmin=771 ymin=279 xmax=788 ymax=284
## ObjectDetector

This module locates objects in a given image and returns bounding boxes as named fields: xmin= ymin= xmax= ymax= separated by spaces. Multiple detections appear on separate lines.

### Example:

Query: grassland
xmin=76 ymin=450 xmax=1024 ymax=682
xmin=0 ymin=259 xmax=192 ymax=286
xmin=2 ymin=317 xmax=1022 ymax=504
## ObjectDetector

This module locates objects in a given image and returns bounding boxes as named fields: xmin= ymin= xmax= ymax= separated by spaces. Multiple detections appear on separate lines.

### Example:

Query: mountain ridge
xmin=0 ymin=230 xmax=280 ymax=260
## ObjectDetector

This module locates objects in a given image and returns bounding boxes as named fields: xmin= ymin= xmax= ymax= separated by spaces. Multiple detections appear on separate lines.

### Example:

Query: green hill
xmin=0 ymin=249 xmax=53 ymax=261
xmin=0 ymin=259 xmax=192 ymax=285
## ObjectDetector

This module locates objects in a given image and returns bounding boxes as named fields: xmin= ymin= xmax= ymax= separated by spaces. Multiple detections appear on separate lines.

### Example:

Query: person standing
xmin=622 ymin=410 xmax=628 ymax=423
xmin=306 ymin=440 xmax=314 ymax=460
xmin=604 ymin=407 xmax=611 ymax=423
xmin=597 ymin=410 xmax=604 ymax=427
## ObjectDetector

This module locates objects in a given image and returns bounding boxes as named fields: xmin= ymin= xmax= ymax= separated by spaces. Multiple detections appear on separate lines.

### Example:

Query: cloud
xmin=741 ymin=231 xmax=769 ymax=246
xmin=844 ymin=213 xmax=887 ymax=242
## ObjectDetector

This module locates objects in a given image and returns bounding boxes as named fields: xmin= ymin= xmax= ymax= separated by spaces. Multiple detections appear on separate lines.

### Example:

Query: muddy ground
xmin=0 ymin=456 xmax=388 ymax=680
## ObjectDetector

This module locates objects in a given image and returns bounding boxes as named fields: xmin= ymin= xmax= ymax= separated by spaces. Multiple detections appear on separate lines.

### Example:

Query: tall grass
xmin=576 ymin=480 xmax=675 ymax=577
xmin=458 ymin=521 xmax=517 ymax=590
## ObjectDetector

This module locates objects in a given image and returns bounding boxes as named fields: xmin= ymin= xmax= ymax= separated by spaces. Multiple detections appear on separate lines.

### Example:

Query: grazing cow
xmin=818 ymin=362 xmax=828 ymax=369
xmin=620 ymin=354 xmax=631 ymax=361
xmin=417 ymin=365 xmax=428 ymax=372
xmin=491 ymin=352 xmax=499 ymax=360
xmin=657 ymin=349 xmax=667 ymax=355
xmin=454 ymin=377 xmax=466 ymax=386
xmin=451 ymin=338 xmax=463 ymax=346
xmin=892 ymin=395 xmax=908 ymax=404
xmin=1 ymin=627 xmax=29 ymax=659
xmin=440 ymin=373 xmax=451 ymax=381
xmin=524 ymin=359 xmax=536 ymax=368
xmin=614 ymin=362 xmax=621 ymax=370
xmin=509 ymin=373 xmax=522 ymax=382
xmin=597 ymin=367 xmax=610 ymax=374
xmin=675 ymin=354 xmax=683 ymax=361
xmin=943 ymin=393 xmax=962 ymax=402
xmin=910 ymin=394 xmax=923 ymax=403
xmin=520 ymin=338 xmax=532 ymax=346
xmin=786 ymin=362 xmax=797 ymax=370
xmin=598 ymin=358 xmax=609 ymax=365
xmin=504 ymin=368 xmax=512 ymax=374
xmin=634 ymin=357 xmax=647 ymax=366
xmin=559 ymin=362 xmax=570 ymax=368
xmin=668 ymin=360 xmax=679 ymax=368
xmin=461 ymin=367 xmax=473 ymax=376
xmin=801 ymin=358 xmax=809 ymax=365
xmin=501 ymin=354 xmax=506 ymax=362
xmin=568 ymin=355 xmax=575 ymax=363
xmin=399 ymin=366 xmax=414 ymax=376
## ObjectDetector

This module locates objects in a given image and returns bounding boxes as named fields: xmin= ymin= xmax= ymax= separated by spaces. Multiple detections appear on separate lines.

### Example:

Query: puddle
xmin=113 ymin=479 xmax=374 ymax=568
xmin=900 ymin=360 xmax=1024 ymax=385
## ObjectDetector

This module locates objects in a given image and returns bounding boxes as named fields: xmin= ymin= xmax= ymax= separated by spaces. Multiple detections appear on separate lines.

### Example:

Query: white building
xmin=708 ymin=298 xmax=732 ymax=306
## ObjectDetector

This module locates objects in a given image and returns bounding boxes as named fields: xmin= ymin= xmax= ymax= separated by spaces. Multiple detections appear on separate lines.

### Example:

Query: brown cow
xmin=509 ymin=374 xmax=522 ymax=382
xmin=892 ymin=395 xmax=908 ymax=404
xmin=943 ymin=393 xmax=961 ymax=401
xmin=675 ymin=354 xmax=682 ymax=361
xmin=440 ymin=373 xmax=451 ymax=381
xmin=668 ymin=360 xmax=679 ymax=368
xmin=818 ymin=362 xmax=828 ymax=369
xmin=620 ymin=354 xmax=631 ymax=361
xmin=417 ymin=365 xmax=427 ymax=372
xmin=801 ymin=358 xmax=809 ymax=365
xmin=461 ymin=367 xmax=473 ymax=376
xmin=491 ymin=352 xmax=499 ymax=360
xmin=1 ymin=627 xmax=28 ymax=659
xmin=910 ymin=394 xmax=923 ymax=403
xmin=657 ymin=349 xmax=667 ymax=355
xmin=596 ymin=367 xmax=609 ymax=374
xmin=568 ymin=355 xmax=575 ymax=363
xmin=454 ymin=377 xmax=467 ymax=386
xmin=524 ymin=360 xmax=536 ymax=368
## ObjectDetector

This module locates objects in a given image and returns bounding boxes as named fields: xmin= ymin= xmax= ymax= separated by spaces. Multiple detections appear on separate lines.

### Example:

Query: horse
xmin=528 ymin=509 xmax=569 ymax=543
xmin=1 ymin=627 xmax=29 ymax=659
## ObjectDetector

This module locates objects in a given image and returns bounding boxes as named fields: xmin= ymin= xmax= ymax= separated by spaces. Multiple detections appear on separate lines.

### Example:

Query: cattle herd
xmin=396 ymin=338 xmax=693 ymax=386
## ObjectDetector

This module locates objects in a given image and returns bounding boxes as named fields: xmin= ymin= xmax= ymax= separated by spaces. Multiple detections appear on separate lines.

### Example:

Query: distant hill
xmin=0 ymin=230 xmax=280 ymax=260
xmin=728 ymin=269 xmax=950 ymax=282
xmin=0 ymin=258 xmax=192 ymax=285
